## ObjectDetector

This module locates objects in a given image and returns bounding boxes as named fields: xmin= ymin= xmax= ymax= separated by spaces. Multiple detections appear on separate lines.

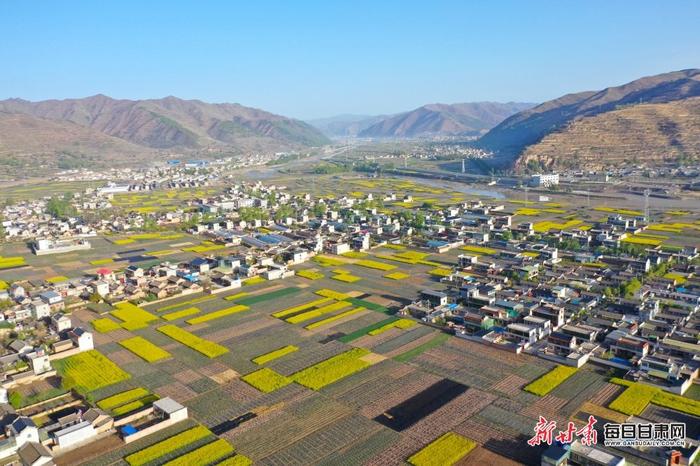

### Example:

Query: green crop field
xmin=55 ymin=350 xmax=130 ymax=393
xmin=524 ymin=366 xmax=578 ymax=396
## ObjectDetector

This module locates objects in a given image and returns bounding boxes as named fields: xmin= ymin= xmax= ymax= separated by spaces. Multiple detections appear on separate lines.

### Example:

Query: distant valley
xmin=306 ymin=114 xmax=388 ymax=138
xmin=309 ymin=102 xmax=534 ymax=139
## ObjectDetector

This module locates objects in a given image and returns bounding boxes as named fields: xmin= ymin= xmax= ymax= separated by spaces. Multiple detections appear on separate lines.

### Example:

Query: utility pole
xmin=461 ymin=159 xmax=465 ymax=174
xmin=644 ymin=189 xmax=650 ymax=222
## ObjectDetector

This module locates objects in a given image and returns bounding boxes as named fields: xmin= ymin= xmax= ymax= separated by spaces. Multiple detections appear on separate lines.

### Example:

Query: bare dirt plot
xmin=173 ymin=368 xmax=204 ymax=384
xmin=363 ymin=434 xmax=424 ymax=466
xmin=54 ymin=433 xmax=124 ymax=466
xmin=359 ymin=353 xmax=387 ymax=365
xmin=106 ymin=348 xmax=140 ymax=366
xmin=344 ymin=369 xmax=441 ymax=419
xmin=380 ymin=330 xmax=439 ymax=358
xmin=455 ymin=446 xmax=521 ymax=466
xmin=454 ymin=419 xmax=543 ymax=465
xmin=589 ymin=382 xmax=625 ymax=406
xmin=352 ymin=327 xmax=405 ymax=349
xmin=210 ymin=369 xmax=239 ymax=384
xmin=154 ymin=381 xmax=199 ymax=403
xmin=203 ymin=317 xmax=280 ymax=342
xmin=361 ymin=295 xmax=395 ymax=307
xmin=257 ymin=414 xmax=383 ymax=466
xmin=229 ymin=395 xmax=352 ymax=461
xmin=411 ymin=345 xmax=506 ymax=390
xmin=522 ymin=395 xmax=569 ymax=427
xmin=315 ymin=425 xmax=399 ymax=466
xmin=401 ymin=388 xmax=496 ymax=447
xmin=490 ymin=374 xmax=530 ymax=397
xmin=374 ymin=379 xmax=469 ymax=432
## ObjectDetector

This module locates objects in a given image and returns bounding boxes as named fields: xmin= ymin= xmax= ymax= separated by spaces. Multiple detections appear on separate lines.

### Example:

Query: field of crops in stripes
xmin=70 ymin=249 xmax=636 ymax=466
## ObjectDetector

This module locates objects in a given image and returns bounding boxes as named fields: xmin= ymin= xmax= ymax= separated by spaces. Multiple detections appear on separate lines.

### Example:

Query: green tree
xmin=8 ymin=391 xmax=23 ymax=409
xmin=622 ymin=278 xmax=642 ymax=298
xmin=313 ymin=203 xmax=327 ymax=217
xmin=46 ymin=194 xmax=77 ymax=219
xmin=267 ymin=192 xmax=277 ymax=206
xmin=274 ymin=205 xmax=294 ymax=222
xmin=412 ymin=212 xmax=425 ymax=228
xmin=239 ymin=207 xmax=268 ymax=222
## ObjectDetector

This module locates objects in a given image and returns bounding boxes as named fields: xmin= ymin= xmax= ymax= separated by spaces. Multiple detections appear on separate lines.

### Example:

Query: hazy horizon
xmin=2 ymin=0 xmax=699 ymax=119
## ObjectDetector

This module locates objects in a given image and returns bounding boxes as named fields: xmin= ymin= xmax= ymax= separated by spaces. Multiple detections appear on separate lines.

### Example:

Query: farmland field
xmin=28 ymin=192 xmax=699 ymax=466
xmin=524 ymin=366 xmax=578 ymax=396
xmin=119 ymin=336 xmax=172 ymax=362
xmin=242 ymin=368 xmax=293 ymax=393
xmin=158 ymin=324 xmax=229 ymax=358
xmin=252 ymin=345 xmax=299 ymax=364
xmin=408 ymin=431 xmax=476 ymax=466
xmin=125 ymin=425 xmax=212 ymax=465
xmin=291 ymin=348 xmax=372 ymax=390
xmin=55 ymin=350 xmax=131 ymax=393
xmin=97 ymin=387 xmax=151 ymax=410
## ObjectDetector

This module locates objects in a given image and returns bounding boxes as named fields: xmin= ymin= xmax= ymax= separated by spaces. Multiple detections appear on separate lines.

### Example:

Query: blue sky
xmin=1 ymin=1 xmax=698 ymax=119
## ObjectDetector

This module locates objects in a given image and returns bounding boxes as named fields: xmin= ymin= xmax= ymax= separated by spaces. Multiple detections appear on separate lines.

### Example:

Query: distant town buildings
xmin=530 ymin=173 xmax=560 ymax=187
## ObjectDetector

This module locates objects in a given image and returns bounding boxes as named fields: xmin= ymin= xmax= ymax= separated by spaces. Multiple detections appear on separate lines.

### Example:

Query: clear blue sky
xmin=1 ymin=1 xmax=698 ymax=119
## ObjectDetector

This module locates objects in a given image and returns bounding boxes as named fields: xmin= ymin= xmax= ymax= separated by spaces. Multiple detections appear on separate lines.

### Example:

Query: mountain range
xmin=0 ymin=95 xmax=330 ymax=172
xmin=477 ymin=68 xmax=700 ymax=170
xmin=308 ymin=102 xmax=534 ymax=139
xmin=355 ymin=102 xmax=535 ymax=138
xmin=2 ymin=69 xmax=699 ymax=175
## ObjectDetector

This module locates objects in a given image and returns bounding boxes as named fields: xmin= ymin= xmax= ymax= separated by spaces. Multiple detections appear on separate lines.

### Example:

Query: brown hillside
xmin=0 ymin=95 xmax=330 ymax=152
xmin=0 ymin=112 xmax=155 ymax=172
xmin=516 ymin=97 xmax=700 ymax=171
xmin=478 ymin=69 xmax=700 ymax=167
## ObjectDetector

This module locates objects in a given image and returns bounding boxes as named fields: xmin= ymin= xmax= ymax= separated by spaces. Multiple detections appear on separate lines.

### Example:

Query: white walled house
xmin=153 ymin=397 xmax=188 ymax=422
xmin=51 ymin=313 xmax=72 ymax=332
xmin=6 ymin=416 xmax=39 ymax=449
xmin=29 ymin=351 xmax=52 ymax=375
xmin=30 ymin=300 xmax=51 ymax=320
xmin=53 ymin=421 xmax=96 ymax=449
xmin=330 ymin=243 xmax=350 ymax=255
xmin=93 ymin=281 xmax=110 ymax=297
xmin=69 ymin=327 xmax=94 ymax=351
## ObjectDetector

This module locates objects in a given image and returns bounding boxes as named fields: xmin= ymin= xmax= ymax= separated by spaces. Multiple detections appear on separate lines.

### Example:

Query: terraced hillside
xmin=477 ymin=68 xmax=700 ymax=170
xmin=517 ymin=97 xmax=700 ymax=171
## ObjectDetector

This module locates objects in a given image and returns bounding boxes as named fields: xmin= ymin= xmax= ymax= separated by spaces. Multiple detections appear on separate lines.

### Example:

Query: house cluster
xmin=0 ymin=395 xmax=188 ymax=464
xmin=1 ymin=200 xmax=97 ymax=241
xmin=0 ymin=163 xmax=222 ymax=242
xmin=0 ymin=288 xmax=93 ymax=375
xmin=0 ymin=284 xmax=190 ymax=464
xmin=400 ymin=209 xmax=699 ymax=397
